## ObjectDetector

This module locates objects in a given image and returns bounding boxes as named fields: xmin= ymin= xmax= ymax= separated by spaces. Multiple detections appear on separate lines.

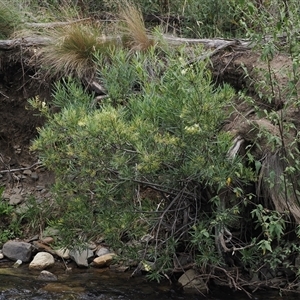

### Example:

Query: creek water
xmin=0 ymin=264 xmax=299 ymax=300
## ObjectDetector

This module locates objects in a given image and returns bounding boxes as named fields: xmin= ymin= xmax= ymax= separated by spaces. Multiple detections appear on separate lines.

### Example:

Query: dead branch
xmin=0 ymin=161 xmax=42 ymax=174
xmin=162 ymin=36 xmax=252 ymax=49
xmin=186 ymin=40 xmax=241 ymax=64
xmin=0 ymin=34 xmax=251 ymax=51
xmin=0 ymin=37 xmax=52 ymax=50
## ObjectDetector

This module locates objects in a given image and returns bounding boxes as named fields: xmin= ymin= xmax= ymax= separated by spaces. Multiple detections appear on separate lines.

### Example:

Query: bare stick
xmin=0 ymin=161 xmax=42 ymax=174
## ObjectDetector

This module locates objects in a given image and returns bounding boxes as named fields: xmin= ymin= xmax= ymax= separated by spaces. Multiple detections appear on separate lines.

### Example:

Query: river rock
xmin=32 ymin=241 xmax=56 ymax=255
xmin=2 ymin=241 xmax=32 ymax=262
xmin=29 ymin=252 xmax=55 ymax=270
xmin=92 ymin=253 xmax=116 ymax=268
xmin=69 ymin=248 xmax=94 ymax=268
xmin=38 ymin=270 xmax=58 ymax=281
xmin=13 ymin=259 xmax=22 ymax=268
xmin=55 ymin=248 xmax=70 ymax=259
xmin=178 ymin=269 xmax=207 ymax=293
xmin=95 ymin=246 xmax=111 ymax=257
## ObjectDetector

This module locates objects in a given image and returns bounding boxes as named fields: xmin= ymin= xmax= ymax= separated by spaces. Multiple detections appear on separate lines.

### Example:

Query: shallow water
xmin=0 ymin=264 xmax=299 ymax=300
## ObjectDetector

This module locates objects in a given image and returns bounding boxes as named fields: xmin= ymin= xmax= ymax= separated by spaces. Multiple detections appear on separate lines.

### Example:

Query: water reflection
xmin=0 ymin=265 xmax=299 ymax=300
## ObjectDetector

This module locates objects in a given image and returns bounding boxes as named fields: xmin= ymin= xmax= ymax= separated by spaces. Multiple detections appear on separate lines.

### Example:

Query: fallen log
xmin=0 ymin=35 xmax=251 ymax=51
xmin=0 ymin=37 xmax=52 ymax=50
xmin=162 ymin=36 xmax=251 ymax=49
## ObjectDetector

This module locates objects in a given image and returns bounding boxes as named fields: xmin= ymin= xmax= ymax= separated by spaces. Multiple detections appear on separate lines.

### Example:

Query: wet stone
xmin=38 ymin=270 xmax=58 ymax=282
xmin=2 ymin=241 xmax=32 ymax=262
xmin=96 ymin=247 xmax=110 ymax=257
xmin=178 ymin=269 xmax=207 ymax=293
xmin=92 ymin=253 xmax=116 ymax=268
xmin=69 ymin=248 xmax=94 ymax=268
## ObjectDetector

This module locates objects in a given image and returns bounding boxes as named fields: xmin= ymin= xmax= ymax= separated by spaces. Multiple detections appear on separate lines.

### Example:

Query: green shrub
xmin=31 ymin=45 xmax=255 ymax=275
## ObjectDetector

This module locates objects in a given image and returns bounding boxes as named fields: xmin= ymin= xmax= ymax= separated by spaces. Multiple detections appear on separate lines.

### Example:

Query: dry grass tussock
xmin=118 ymin=1 xmax=155 ymax=51
xmin=39 ymin=2 xmax=155 ymax=78
xmin=40 ymin=22 xmax=112 ymax=78
xmin=0 ymin=0 xmax=22 ymax=38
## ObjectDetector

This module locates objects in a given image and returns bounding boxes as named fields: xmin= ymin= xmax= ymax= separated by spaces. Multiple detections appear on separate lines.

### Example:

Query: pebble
xmin=23 ymin=169 xmax=32 ymax=175
xmin=38 ymin=270 xmax=58 ymax=281
xmin=13 ymin=259 xmax=23 ymax=268
xmin=9 ymin=194 xmax=23 ymax=205
xmin=31 ymin=172 xmax=39 ymax=180
xmin=36 ymin=185 xmax=45 ymax=191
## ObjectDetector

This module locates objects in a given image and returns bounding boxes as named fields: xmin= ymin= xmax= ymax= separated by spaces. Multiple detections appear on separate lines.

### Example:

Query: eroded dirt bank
xmin=0 ymin=53 xmax=54 ymax=207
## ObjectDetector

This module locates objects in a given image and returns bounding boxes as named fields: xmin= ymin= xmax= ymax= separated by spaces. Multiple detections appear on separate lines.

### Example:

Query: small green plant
xmin=0 ymin=188 xmax=21 ymax=244
xmin=96 ymin=48 xmax=138 ymax=106
xmin=251 ymin=204 xmax=286 ymax=255
xmin=190 ymin=221 xmax=222 ymax=270
xmin=0 ymin=188 xmax=13 ymax=216
xmin=19 ymin=196 xmax=57 ymax=237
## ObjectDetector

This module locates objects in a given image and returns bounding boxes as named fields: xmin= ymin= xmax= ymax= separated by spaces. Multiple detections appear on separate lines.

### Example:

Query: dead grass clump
xmin=41 ymin=22 xmax=112 ymax=78
xmin=118 ymin=1 xmax=155 ymax=51
xmin=39 ymin=2 xmax=157 ymax=78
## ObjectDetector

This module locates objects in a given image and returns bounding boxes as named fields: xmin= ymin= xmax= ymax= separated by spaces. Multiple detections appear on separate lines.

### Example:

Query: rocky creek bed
xmin=0 ymin=262 xmax=192 ymax=300
xmin=1 ymin=263 xmax=300 ymax=300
